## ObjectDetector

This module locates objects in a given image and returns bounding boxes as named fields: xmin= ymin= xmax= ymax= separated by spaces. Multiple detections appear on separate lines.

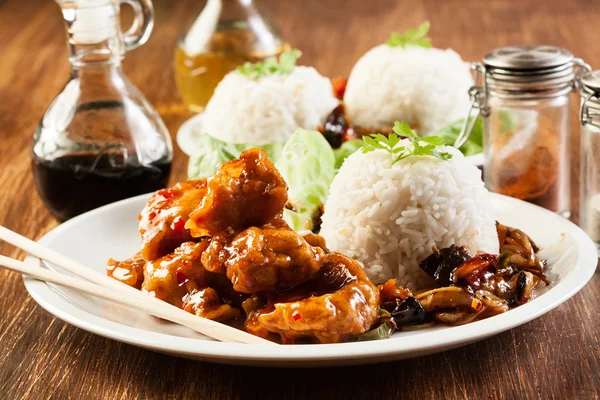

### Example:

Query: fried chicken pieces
xmin=245 ymin=253 xmax=379 ymax=343
xmin=202 ymin=221 xmax=326 ymax=293
xmin=139 ymin=179 xmax=208 ymax=260
xmin=107 ymin=149 xmax=379 ymax=343
xmin=186 ymin=148 xmax=288 ymax=237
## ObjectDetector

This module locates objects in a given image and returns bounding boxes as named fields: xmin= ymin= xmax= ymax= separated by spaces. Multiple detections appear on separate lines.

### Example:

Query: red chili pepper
xmin=176 ymin=269 xmax=188 ymax=287
xmin=282 ymin=336 xmax=295 ymax=345
xmin=519 ymin=295 xmax=529 ymax=304
xmin=159 ymin=188 xmax=177 ymax=200
xmin=453 ymin=254 xmax=498 ymax=289
xmin=292 ymin=311 xmax=301 ymax=321
xmin=331 ymin=77 xmax=347 ymax=100
xmin=171 ymin=216 xmax=186 ymax=233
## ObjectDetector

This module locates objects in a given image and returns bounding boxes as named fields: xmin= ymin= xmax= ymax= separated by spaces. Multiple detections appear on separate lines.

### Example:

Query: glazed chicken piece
xmin=106 ymin=252 xmax=145 ymax=289
xmin=143 ymin=241 xmax=241 ymax=321
xmin=183 ymin=287 xmax=241 ymax=322
xmin=185 ymin=149 xmax=288 ymax=238
xmin=245 ymin=253 xmax=380 ymax=343
xmin=302 ymin=232 xmax=329 ymax=253
xmin=139 ymin=179 xmax=208 ymax=261
xmin=201 ymin=220 xmax=325 ymax=293
xmin=143 ymin=241 xmax=210 ymax=306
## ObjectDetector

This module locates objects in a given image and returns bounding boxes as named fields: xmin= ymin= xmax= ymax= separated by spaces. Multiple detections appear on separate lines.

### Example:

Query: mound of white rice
xmin=202 ymin=66 xmax=339 ymax=144
xmin=320 ymin=142 xmax=498 ymax=289
xmin=344 ymin=45 xmax=473 ymax=135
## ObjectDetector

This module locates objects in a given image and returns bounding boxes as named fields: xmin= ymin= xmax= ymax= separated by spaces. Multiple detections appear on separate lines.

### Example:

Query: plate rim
xmin=23 ymin=193 xmax=597 ymax=364
xmin=176 ymin=112 xmax=205 ymax=156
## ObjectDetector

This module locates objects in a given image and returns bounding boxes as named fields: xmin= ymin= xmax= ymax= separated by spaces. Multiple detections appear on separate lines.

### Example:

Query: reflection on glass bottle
xmin=32 ymin=0 xmax=173 ymax=221
xmin=174 ymin=0 xmax=290 ymax=112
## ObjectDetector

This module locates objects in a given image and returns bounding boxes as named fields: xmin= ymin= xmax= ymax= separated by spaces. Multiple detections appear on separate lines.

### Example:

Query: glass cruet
xmin=33 ymin=0 xmax=173 ymax=222
xmin=174 ymin=0 xmax=289 ymax=112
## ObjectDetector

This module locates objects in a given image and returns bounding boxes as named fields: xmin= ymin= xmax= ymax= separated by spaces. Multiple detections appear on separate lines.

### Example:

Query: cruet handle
xmin=120 ymin=0 xmax=154 ymax=51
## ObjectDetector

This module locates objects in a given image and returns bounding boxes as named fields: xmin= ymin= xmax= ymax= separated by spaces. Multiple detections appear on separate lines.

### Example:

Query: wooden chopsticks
xmin=0 ymin=226 xmax=274 ymax=345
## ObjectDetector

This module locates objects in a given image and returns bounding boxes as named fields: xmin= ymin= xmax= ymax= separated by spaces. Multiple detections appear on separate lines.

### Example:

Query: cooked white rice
xmin=320 ymin=142 xmax=499 ymax=289
xmin=202 ymin=66 xmax=338 ymax=144
xmin=344 ymin=45 xmax=473 ymax=135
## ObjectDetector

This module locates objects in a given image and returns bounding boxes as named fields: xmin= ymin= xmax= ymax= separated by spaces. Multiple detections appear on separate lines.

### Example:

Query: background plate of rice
xmin=22 ymin=192 xmax=596 ymax=367
xmin=176 ymin=113 xmax=485 ymax=167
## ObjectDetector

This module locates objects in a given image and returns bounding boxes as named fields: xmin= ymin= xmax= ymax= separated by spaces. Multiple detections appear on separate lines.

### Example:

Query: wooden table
xmin=1 ymin=0 xmax=598 ymax=398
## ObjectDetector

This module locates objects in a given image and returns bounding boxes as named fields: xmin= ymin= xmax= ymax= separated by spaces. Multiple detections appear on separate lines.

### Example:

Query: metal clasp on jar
xmin=579 ymin=67 xmax=600 ymax=129
xmin=572 ymin=58 xmax=592 ymax=90
xmin=580 ymin=92 xmax=600 ymax=130
xmin=454 ymin=62 xmax=490 ymax=148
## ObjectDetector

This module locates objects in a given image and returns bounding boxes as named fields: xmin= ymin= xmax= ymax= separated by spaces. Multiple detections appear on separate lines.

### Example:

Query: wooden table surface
xmin=1 ymin=0 xmax=599 ymax=398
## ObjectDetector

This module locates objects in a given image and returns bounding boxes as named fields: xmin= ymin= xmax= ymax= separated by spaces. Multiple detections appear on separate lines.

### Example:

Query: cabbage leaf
xmin=187 ymin=134 xmax=283 ymax=180
xmin=333 ymin=139 xmax=364 ymax=169
xmin=436 ymin=117 xmax=483 ymax=156
xmin=187 ymin=129 xmax=358 ymax=232
xmin=276 ymin=129 xmax=336 ymax=231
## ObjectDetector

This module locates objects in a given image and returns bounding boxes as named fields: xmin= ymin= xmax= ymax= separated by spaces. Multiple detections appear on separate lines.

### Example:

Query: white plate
xmin=176 ymin=113 xmax=485 ymax=167
xmin=23 ymin=194 xmax=596 ymax=367
xmin=176 ymin=112 xmax=205 ymax=156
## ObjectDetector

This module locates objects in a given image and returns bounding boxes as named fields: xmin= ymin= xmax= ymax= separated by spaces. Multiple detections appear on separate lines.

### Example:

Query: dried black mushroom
xmin=321 ymin=104 xmax=348 ymax=148
xmin=385 ymin=296 xmax=427 ymax=326
xmin=419 ymin=245 xmax=472 ymax=286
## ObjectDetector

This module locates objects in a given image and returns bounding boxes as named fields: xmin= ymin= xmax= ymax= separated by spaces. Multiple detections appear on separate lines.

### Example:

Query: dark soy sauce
xmin=32 ymin=153 xmax=171 ymax=221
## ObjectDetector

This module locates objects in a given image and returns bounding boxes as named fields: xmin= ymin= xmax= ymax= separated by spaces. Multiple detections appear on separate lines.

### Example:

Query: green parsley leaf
xmin=237 ymin=49 xmax=302 ymax=79
xmin=420 ymin=136 xmax=446 ymax=145
xmin=386 ymin=21 xmax=432 ymax=49
xmin=393 ymin=121 xmax=419 ymax=140
xmin=361 ymin=120 xmax=453 ymax=163
xmin=278 ymin=49 xmax=302 ymax=74
xmin=411 ymin=141 xmax=436 ymax=156
xmin=362 ymin=136 xmax=386 ymax=150
xmin=432 ymin=148 xmax=453 ymax=160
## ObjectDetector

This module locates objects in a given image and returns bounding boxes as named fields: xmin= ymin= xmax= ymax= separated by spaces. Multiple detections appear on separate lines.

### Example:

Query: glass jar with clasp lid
xmin=455 ymin=45 xmax=590 ymax=218
xmin=578 ymin=71 xmax=600 ymax=249
xmin=32 ymin=0 xmax=173 ymax=221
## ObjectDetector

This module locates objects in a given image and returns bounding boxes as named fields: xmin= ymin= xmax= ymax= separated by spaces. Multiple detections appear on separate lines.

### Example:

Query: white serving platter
xmin=23 ymin=193 xmax=596 ymax=367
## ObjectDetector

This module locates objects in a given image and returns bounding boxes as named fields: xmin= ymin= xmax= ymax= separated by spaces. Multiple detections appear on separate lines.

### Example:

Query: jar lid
xmin=483 ymin=45 xmax=573 ymax=70
xmin=581 ymin=71 xmax=600 ymax=92
xmin=483 ymin=45 xmax=576 ymax=96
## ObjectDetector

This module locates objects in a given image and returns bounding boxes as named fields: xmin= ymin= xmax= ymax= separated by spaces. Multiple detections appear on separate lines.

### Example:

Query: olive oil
xmin=174 ymin=24 xmax=290 ymax=113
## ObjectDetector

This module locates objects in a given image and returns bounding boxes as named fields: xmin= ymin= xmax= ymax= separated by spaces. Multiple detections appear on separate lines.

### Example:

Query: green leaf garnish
xmin=333 ymin=140 xmax=365 ymax=169
xmin=393 ymin=121 xmax=419 ymax=140
xmin=386 ymin=21 xmax=432 ymax=48
xmin=420 ymin=136 xmax=446 ymax=145
xmin=432 ymin=148 xmax=453 ymax=160
xmin=346 ymin=321 xmax=396 ymax=342
xmin=361 ymin=120 xmax=452 ymax=163
xmin=278 ymin=49 xmax=302 ymax=74
xmin=237 ymin=49 xmax=302 ymax=79
xmin=435 ymin=117 xmax=483 ymax=156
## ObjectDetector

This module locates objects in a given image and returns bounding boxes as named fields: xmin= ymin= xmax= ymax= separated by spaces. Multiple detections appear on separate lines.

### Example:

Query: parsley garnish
xmin=361 ymin=121 xmax=452 ymax=163
xmin=237 ymin=49 xmax=302 ymax=79
xmin=386 ymin=21 xmax=432 ymax=48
